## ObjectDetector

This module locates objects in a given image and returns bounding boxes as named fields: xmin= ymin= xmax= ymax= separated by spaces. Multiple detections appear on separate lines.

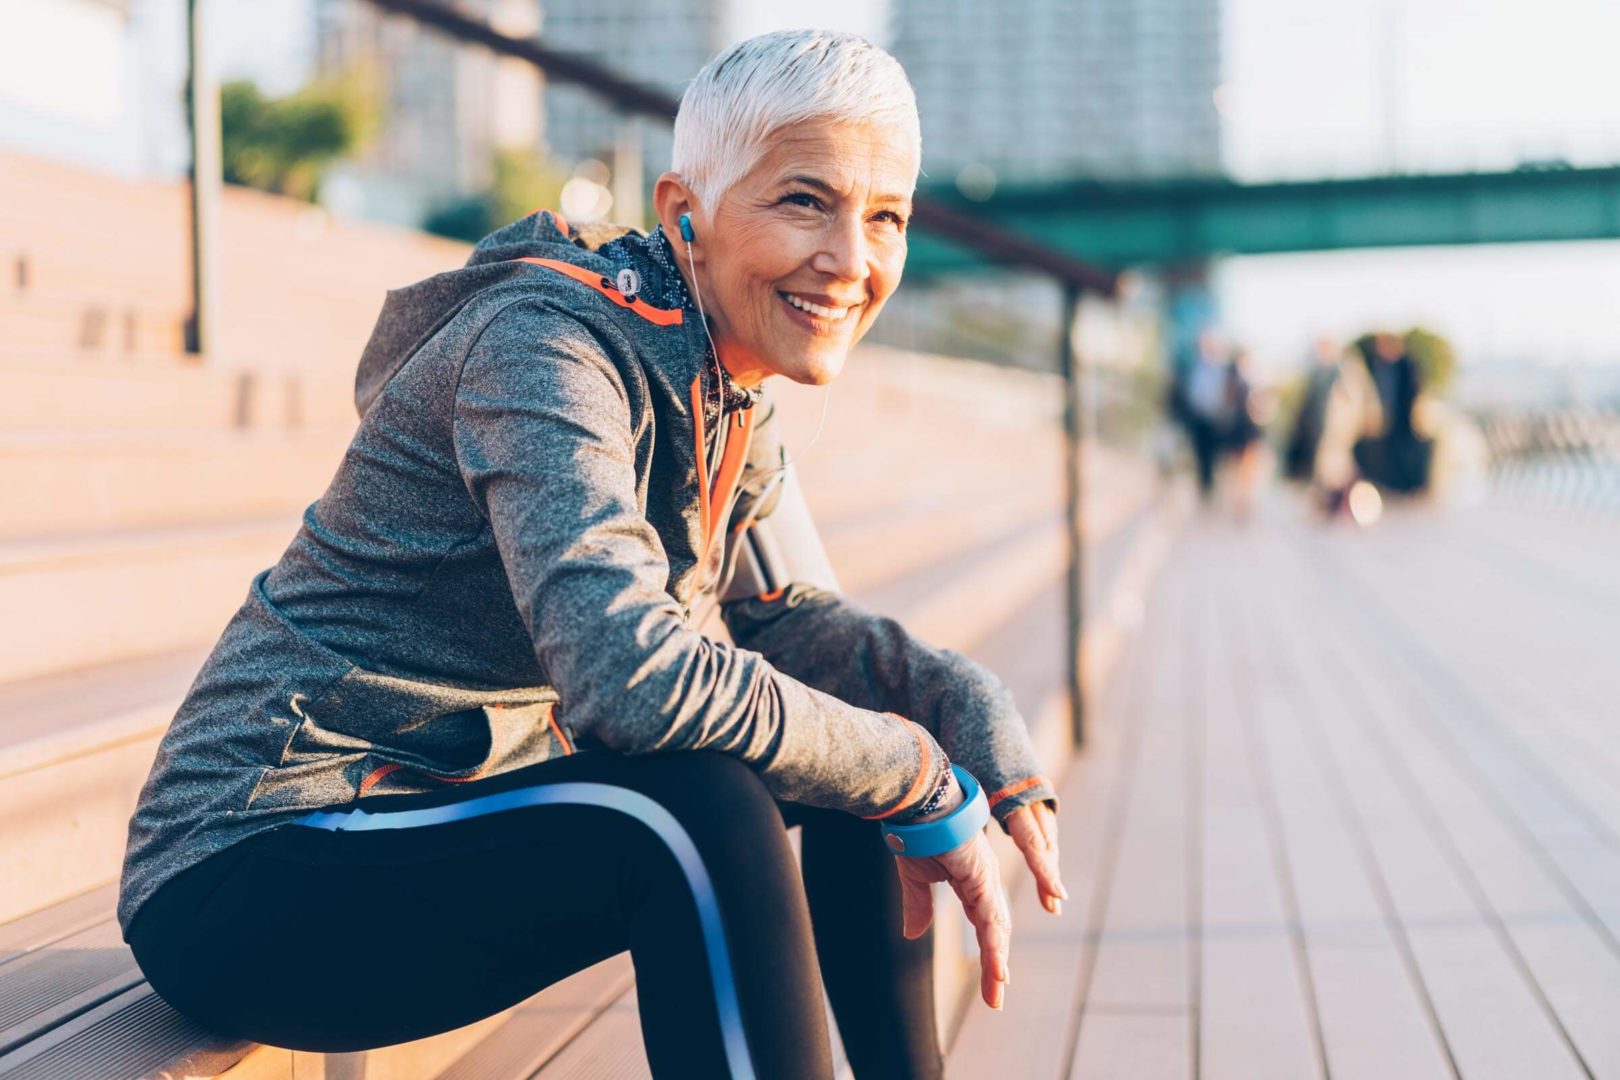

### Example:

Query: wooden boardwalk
xmin=951 ymin=494 xmax=1620 ymax=1080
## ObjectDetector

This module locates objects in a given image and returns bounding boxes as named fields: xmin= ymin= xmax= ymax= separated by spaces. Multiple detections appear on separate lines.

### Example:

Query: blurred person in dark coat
xmin=1353 ymin=331 xmax=1432 ymax=493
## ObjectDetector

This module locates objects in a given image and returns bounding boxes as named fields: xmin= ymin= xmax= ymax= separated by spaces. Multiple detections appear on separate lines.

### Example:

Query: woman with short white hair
xmin=120 ymin=29 xmax=1064 ymax=1078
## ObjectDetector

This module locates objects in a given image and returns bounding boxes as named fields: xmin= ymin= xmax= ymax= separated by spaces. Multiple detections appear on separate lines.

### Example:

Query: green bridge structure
xmin=905 ymin=164 xmax=1620 ymax=274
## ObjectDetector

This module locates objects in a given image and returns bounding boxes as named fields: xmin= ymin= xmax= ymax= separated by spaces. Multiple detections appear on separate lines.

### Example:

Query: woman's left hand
xmin=1004 ymin=801 xmax=1067 ymax=916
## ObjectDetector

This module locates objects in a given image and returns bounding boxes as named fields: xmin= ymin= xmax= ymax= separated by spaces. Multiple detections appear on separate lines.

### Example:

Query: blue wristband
xmin=880 ymin=765 xmax=989 ymax=857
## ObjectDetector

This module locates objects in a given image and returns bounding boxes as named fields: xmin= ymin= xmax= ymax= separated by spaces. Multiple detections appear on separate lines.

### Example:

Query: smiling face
xmin=654 ymin=118 xmax=919 ymax=388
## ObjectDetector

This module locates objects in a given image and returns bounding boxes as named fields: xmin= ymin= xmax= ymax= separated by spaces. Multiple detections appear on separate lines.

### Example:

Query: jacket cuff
xmin=985 ymin=774 xmax=1059 ymax=832
xmin=859 ymin=713 xmax=954 ymax=824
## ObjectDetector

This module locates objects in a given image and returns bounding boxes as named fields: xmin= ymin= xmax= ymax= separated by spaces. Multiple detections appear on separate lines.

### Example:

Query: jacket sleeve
xmin=718 ymin=389 xmax=1059 ymax=830
xmin=450 ymin=299 xmax=950 ymax=821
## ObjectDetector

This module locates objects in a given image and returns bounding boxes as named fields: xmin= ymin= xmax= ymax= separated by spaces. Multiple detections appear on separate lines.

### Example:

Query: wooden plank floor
xmin=952 ymin=493 xmax=1620 ymax=1080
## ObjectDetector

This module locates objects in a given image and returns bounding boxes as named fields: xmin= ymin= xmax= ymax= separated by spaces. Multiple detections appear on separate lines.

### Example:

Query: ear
xmin=653 ymin=172 xmax=702 ymax=260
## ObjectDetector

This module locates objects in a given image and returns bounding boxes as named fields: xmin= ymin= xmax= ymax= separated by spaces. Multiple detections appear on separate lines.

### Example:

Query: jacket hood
xmin=353 ymin=211 xmax=679 ymax=416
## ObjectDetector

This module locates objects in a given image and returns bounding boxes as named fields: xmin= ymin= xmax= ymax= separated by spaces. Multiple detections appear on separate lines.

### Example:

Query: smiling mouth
xmin=778 ymin=291 xmax=857 ymax=323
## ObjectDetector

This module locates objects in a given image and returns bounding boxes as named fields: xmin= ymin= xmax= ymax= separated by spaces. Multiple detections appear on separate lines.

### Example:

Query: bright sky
xmin=1221 ymin=0 xmax=1620 ymax=179
xmin=1216 ymin=0 xmax=1620 ymax=374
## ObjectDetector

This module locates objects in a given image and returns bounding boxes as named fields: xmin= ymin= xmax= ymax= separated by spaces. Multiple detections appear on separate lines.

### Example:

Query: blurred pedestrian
xmin=1312 ymin=339 xmax=1381 ymax=517
xmin=1284 ymin=337 xmax=1344 ymax=484
xmin=1181 ymin=329 xmax=1231 ymax=501
xmin=1353 ymin=331 xmax=1432 ymax=493
xmin=1224 ymin=347 xmax=1266 ymax=519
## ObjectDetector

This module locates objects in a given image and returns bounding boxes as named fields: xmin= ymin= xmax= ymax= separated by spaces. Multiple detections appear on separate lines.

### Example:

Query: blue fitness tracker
xmin=881 ymin=764 xmax=989 ymax=857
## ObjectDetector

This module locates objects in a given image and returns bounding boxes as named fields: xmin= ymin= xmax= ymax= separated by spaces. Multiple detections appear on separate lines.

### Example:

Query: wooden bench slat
xmin=950 ymin=538 xmax=1177 ymax=1078
xmin=0 ymin=983 xmax=254 ymax=1079
xmin=1067 ymin=1012 xmax=1190 ymax=1080
xmin=0 ymin=919 xmax=144 ymax=1057
xmin=1081 ymin=566 xmax=1196 ymax=1018
xmin=1194 ymin=541 xmax=1323 ymax=1080
xmin=1235 ymin=543 xmax=1455 ymax=1080
xmin=0 ymin=886 xmax=117 ymax=970
xmin=1304 ymin=521 xmax=1620 ymax=1077
xmin=531 ymin=987 xmax=650 ymax=1080
xmin=1278 ymin=523 xmax=1589 ymax=1079
xmin=431 ymin=955 xmax=633 ymax=1080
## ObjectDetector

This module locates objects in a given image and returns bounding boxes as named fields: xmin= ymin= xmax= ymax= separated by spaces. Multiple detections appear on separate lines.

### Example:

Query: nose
xmin=810 ymin=212 xmax=871 ymax=287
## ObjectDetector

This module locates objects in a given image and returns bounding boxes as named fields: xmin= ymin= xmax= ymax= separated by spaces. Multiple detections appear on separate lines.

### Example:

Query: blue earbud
xmin=678 ymin=213 xmax=696 ymax=243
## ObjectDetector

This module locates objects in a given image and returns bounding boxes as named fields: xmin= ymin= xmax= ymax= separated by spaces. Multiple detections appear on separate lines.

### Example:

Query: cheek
xmin=728 ymin=217 xmax=815 ymax=287
xmin=741 ymin=223 xmax=822 ymax=291
xmin=866 ymin=247 xmax=907 ymax=307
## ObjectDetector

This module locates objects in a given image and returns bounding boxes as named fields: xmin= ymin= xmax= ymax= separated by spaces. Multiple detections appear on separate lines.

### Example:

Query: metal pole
xmin=613 ymin=116 xmax=644 ymax=231
xmin=185 ymin=0 xmax=221 ymax=359
xmin=1059 ymin=283 xmax=1086 ymax=745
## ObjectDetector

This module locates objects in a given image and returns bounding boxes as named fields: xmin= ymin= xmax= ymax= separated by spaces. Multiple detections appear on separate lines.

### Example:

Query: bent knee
xmin=665 ymin=752 xmax=775 ymax=811
xmin=623 ymin=752 xmax=783 ymax=847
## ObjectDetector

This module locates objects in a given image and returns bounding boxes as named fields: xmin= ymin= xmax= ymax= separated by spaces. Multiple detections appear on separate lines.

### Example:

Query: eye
xmin=873 ymin=209 xmax=909 ymax=231
xmin=781 ymin=191 xmax=824 ymax=210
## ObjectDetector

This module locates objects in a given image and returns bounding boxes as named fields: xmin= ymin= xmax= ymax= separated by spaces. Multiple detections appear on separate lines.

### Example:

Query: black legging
xmin=125 ymin=749 xmax=944 ymax=1079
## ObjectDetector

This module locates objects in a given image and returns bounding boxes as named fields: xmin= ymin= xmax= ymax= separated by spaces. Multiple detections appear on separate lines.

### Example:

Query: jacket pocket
xmin=253 ymin=664 xmax=569 ymax=807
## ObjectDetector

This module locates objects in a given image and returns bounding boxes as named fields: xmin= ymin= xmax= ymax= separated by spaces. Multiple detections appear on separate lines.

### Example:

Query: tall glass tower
xmin=889 ymin=0 xmax=1222 ymax=187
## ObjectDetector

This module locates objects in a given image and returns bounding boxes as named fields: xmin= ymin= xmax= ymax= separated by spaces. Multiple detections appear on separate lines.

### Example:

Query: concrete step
xmin=0 ymin=649 xmax=207 ymax=925
xmin=1 ymin=429 xmax=348 ymax=538
xmin=0 ymin=147 xmax=468 ymax=375
xmin=0 ymin=352 xmax=358 ymax=433
xmin=0 ymin=289 xmax=186 ymax=357
xmin=0 ymin=881 xmax=636 ymax=1079
xmin=0 ymin=518 xmax=300 ymax=682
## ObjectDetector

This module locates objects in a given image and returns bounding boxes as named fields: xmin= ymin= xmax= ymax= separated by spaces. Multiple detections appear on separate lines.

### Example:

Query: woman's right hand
xmin=893 ymin=804 xmax=1012 ymax=1010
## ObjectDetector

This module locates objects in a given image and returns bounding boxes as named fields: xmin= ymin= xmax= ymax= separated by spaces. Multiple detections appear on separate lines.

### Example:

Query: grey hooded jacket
xmin=116 ymin=213 xmax=1057 ymax=939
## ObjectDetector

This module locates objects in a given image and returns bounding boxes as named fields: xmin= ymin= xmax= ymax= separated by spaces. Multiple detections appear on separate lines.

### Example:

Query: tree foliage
xmin=423 ymin=148 xmax=568 ymax=243
xmin=220 ymin=74 xmax=377 ymax=202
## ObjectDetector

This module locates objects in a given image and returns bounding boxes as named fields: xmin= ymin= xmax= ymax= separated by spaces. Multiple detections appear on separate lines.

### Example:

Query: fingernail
xmin=1059 ymin=884 xmax=1071 ymax=900
xmin=1053 ymin=899 xmax=1063 ymax=916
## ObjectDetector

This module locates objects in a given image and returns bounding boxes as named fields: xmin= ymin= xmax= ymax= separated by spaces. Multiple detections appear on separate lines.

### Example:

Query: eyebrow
xmin=783 ymin=174 xmax=912 ymax=208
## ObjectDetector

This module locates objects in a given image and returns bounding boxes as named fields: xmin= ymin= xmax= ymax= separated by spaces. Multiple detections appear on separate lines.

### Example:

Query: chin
xmin=796 ymin=351 xmax=846 ymax=386
xmin=767 ymin=345 xmax=847 ymax=387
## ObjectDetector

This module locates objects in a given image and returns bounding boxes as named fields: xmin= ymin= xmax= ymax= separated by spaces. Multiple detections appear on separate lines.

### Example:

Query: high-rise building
xmin=889 ymin=0 xmax=1221 ymax=187
xmin=537 ymin=3 xmax=724 ymax=207
xmin=314 ymin=0 xmax=543 ymax=227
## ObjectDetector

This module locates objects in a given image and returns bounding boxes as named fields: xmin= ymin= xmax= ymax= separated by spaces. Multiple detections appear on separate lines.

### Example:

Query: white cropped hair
xmin=671 ymin=29 xmax=922 ymax=213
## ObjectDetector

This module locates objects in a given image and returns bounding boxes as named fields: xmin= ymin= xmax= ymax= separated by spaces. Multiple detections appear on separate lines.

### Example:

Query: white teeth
xmin=783 ymin=293 xmax=850 ymax=321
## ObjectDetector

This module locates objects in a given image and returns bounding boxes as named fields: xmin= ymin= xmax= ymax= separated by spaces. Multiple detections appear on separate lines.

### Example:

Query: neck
xmin=714 ymin=336 xmax=772 ymax=390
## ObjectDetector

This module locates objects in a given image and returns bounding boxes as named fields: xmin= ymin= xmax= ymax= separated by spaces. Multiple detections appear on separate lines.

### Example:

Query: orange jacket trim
xmin=986 ymin=775 xmax=1049 ymax=810
xmin=862 ymin=715 xmax=935 ymax=822
xmin=358 ymin=761 xmax=404 ymax=796
xmin=688 ymin=375 xmax=757 ymax=553
xmin=548 ymin=702 xmax=575 ymax=755
xmin=516 ymin=257 xmax=684 ymax=327
xmin=709 ymin=406 xmax=754 ymax=540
